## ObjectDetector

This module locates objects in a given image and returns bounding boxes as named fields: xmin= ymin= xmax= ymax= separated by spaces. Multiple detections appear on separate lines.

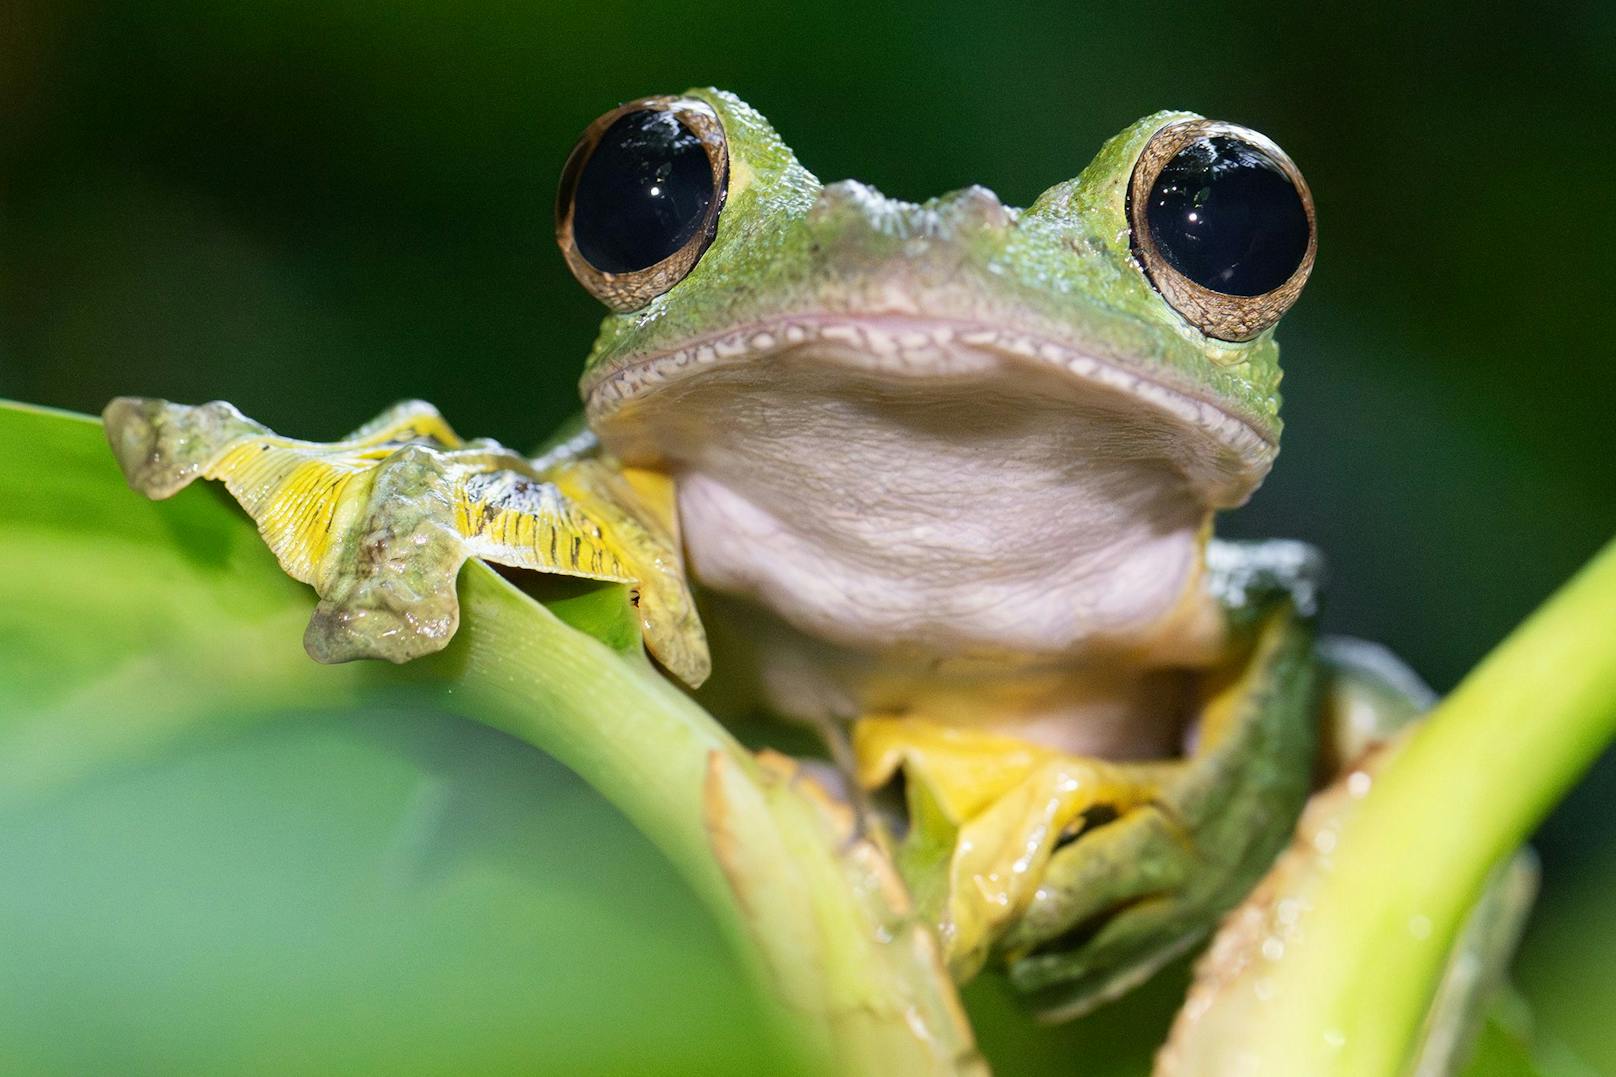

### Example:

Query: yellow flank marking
xmin=111 ymin=397 xmax=709 ymax=686
xmin=854 ymin=713 xmax=1178 ymax=976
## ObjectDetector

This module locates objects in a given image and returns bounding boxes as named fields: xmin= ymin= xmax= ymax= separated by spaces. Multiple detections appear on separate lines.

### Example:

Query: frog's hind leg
xmin=102 ymin=397 xmax=708 ymax=685
xmin=852 ymin=713 xmax=1187 ymax=983
xmin=1005 ymin=601 xmax=1320 ymax=1019
xmin=1009 ymin=547 xmax=1491 ymax=1025
xmin=1316 ymin=634 xmax=1433 ymax=767
xmin=935 ymin=539 xmax=1323 ymax=1020
xmin=1411 ymin=849 xmax=1538 ymax=1076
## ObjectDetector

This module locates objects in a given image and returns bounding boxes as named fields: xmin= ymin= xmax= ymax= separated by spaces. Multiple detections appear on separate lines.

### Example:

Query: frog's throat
xmin=581 ymin=314 xmax=1276 ymax=509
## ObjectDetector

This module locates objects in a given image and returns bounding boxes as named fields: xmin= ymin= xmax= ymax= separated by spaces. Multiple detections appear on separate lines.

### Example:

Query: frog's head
xmin=560 ymin=87 xmax=1313 ymax=521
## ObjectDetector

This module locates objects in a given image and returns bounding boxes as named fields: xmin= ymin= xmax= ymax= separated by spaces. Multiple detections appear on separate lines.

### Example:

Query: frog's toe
xmin=996 ymin=806 xmax=1210 ymax=1019
xmin=102 ymin=397 xmax=267 ymax=499
xmin=999 ymin=803 xmax=1195 ymax=960
xmin=1009 ymin=894 xmax=1208 ymax=1021
xmin=301 ymin=450 xmax=473 ymax=663
xmin=102 ymin=397 xmax=708 ymax=678
xmin=305 ymin=592 xmax=460 ymax=664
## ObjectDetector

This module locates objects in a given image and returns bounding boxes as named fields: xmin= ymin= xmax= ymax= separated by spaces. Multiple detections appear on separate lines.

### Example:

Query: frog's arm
xmin=1000 ymin=549 xmax=1537 ymax=1034
xmin=998 ymin=540 xmax=1325 ymax=1019
xmin=851 ymin=539 xmax=1324 ymax=1015
xmin=101 ymin=398 xmax=709 ymax=686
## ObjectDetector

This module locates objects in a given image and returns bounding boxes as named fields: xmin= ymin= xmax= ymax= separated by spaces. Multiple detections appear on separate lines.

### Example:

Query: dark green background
xmin=3 ymin=0 xmax=1613 ymax=1071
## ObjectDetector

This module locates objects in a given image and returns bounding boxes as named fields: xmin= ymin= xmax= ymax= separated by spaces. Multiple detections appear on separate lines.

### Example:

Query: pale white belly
xmin=665 ymin=357 xmax=1215 ymax=661
xmin=600 ymin=343 xmax=1231 ymax=751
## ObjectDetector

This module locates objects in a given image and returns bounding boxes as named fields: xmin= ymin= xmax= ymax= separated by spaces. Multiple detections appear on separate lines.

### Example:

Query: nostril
xmin=809 ymin=179 xmax=884 ymax=218
xmin=937 ymin=184 xmax=1013 ymax=229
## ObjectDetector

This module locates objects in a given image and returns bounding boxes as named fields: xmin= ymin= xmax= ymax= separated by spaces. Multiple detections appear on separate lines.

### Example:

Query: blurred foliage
xmin=2 ymin=0 xmax=1614 ymax=1070
xmin=0 ymin=399 xmax=1173 ymax=1076
xmin=0 ymin=404 xmax=796 ymax=1074
xmin=0 ymin=706 xmax=787 ymax=1074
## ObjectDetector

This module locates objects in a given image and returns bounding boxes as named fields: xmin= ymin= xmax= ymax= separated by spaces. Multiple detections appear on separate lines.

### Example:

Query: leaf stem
xmin=0 ymin=403 xmax=978 ymax=1075
xmin=1240 ymin=536 xmax=1616 ymax=1073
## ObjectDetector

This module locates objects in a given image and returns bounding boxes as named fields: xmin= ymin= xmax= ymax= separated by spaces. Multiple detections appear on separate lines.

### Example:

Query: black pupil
xmin=1144 ymin=135 xmax=1309 ymax=297
xmin=571 ymin=109 xmax=715 ymax=274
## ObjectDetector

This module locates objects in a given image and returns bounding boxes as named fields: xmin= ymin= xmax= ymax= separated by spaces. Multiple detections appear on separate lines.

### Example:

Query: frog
xmin=101 ymin=88 xmax=1438 ymax=1022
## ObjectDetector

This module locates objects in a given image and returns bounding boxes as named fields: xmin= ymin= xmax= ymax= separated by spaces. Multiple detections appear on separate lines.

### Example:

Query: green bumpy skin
xmin=1003 ymin=541 xmax=1323 ymax=1019
xmin=583 ymin=90 xmax=1284 ymax=448
xmin=102 ymin=396 xmax=709 ymax=686
xmin=102 ymin=88 xmax=1424 ymax=1034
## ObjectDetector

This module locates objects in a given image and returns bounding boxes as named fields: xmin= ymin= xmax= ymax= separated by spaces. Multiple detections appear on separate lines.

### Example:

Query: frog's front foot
xmin=854 ymin=717 xmax=1180 ymax=984
xmin=854 ymin=595 xmax=1319 ymax=1019
xmin=102 ymin=397 xmax=708 ymax=683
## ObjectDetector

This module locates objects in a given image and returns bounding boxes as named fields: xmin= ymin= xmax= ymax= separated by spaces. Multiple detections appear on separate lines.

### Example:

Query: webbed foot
xmin=854 ymin=591 xmax=1319 ymax=1018
xmin=853 ymin=716 xmax=1182 ymax=983
xmin=103 ymin=397 xmax=708 ymax=684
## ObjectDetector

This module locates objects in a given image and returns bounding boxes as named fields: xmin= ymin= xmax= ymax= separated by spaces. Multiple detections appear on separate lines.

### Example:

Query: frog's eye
xmin=1127 ymin=120 xmax=1315 ymax=341
xmin=555 ymin=96 xmax=729 ymax=311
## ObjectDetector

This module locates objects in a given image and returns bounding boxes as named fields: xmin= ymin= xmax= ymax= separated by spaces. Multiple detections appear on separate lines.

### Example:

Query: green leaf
xmin=0 ymin=400 xmax=981 ymax=1075
xmin=6 ymin=398 xmax=1609 ymax=1076
xmin=0 ymin=401 xmax=798 ymax=1074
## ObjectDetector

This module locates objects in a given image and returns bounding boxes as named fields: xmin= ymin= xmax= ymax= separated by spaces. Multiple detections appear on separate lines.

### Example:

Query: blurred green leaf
xmin=0 ymin=402 xmax=986 ymax=1076
xmin=0 ymin=379 xmax=1608 ymax=1077
xmin=0 ymin=401 xmax=797 ymax=1074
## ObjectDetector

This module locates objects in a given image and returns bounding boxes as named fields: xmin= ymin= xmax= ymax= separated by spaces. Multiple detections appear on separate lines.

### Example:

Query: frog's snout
xmin=807 ymin=179 xmax=903 ymax=232
xmin=930 ymin=184 xmax=1014 ymax=231
xmin=807 ymin=180 xmax=1011 ymax=249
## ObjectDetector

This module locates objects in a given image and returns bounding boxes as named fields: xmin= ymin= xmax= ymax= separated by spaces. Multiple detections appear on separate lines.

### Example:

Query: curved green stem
xmin=0 ymin=402 xmax=977 ymax=1076
xmin=9 ymin=399 xmax=1613 ymax=1075
xmin=1204 ymin=536 xmax=1616 ymax=1073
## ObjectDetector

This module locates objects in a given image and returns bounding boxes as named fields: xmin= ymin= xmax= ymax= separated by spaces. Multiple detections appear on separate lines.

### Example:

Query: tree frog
xmin=102 ymin=88 xmax=1432 ymax=1020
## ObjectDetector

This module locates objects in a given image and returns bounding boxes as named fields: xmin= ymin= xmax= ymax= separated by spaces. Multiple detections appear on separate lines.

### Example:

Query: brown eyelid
xmin=555 ymin=95 xmax=730 ymax=312
xmin=1127 ymin=119 xmax=1316 ymax=342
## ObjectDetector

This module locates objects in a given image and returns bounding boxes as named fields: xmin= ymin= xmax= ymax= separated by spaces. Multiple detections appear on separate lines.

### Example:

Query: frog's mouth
xmin=581 ymin=313 xmax=1276 ymax=509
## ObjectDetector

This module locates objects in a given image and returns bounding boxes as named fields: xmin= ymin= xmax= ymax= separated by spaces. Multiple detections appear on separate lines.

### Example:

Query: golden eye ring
xmin=1127 ymin=119 xmax=1316 ymax=341
xmin=555 ymin=95 xmax=729 ymax=312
